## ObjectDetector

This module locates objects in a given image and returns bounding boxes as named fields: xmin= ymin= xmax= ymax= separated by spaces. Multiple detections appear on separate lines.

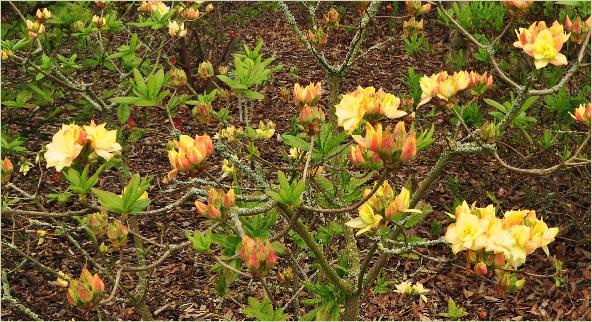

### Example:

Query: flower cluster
xmin=502 ymin=0 xmax=532 ymax=15
xmin=194 ymin=188 xmax=236 ymax=221
xmin=418 ymin=70 xmax=493 ymax=107
xmin=35 ymin=8 xmax=52 ymax=23
xmin=168 ymin=21 xmax=187 ymax=38
xmin=514 ymin=21 xmax=570 ymax=69
xmin=198 ymin=61 xmax=214 ymax=79
xmin=293 ymin=82 xmax=325 ymax=136
xmin=178 ymin=7 xmax=200 ymax=20
xmin=87 ymin=212 xmax=108 ymax=237
xmin=255 ymin=120 xmax=276 ymax=140
xmin=167 ymin=133 xmax=214 ymax=180
xmin=26 ymin=19 xmax=45 ymax=40
xmin=564 ymin=15 xmax=592 ymax=45
xmin=571 ymin=103 xmax=591 ymax=126
xmin=336 ymin=86 xmax=406 ymax=134
xmin=138 ymin=1 xmax=170 ymax=17
xmin=350 ymin=122 xmax=416 ymax=169
xmin=66 ymin=268 xmax=105 ymax=310
xmin=44 ymin=121 xmax=121 ymax=171
xmin=306 ymin=27 xmax=328 ymax=48
xmin=403 ymin=17 xmax=424 ymax=37
xmin=323 ymin=8 xmax=340 ymax=29
xmin=395 ymin=280 xmax=428 ymax=302
xmin=444 ymin=201 xmax=559 ymax=271
xmin=215 ymin=126 xmax=243 ymax=141
xmin=239 ymin=236 xmax=278 ymax=277
xmin=346 ymin=181 xmax=420 ymax=235
xmin=92 ymin=15 xmax=107 ymax=29
xmin=405 ymin=1 xmax=431 ymax=16
xmin=168 ymin=68 xmax=187 ymax=89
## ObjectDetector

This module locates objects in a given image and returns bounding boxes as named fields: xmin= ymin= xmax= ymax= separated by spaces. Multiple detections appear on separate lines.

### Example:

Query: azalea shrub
xmin=1 ymin=1 xmax=591 ymax=321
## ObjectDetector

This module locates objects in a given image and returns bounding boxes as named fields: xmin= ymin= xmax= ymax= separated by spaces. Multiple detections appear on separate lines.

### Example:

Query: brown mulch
xmin=1 ymin=2 xmax=590 ymax=321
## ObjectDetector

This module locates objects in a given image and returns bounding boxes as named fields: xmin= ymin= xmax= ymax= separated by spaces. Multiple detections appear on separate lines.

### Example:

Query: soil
xmin=1 ymin=2 xmax=590 ymax=321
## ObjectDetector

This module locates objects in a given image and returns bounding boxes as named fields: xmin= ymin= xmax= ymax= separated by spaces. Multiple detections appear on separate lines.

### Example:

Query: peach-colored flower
xmin=514 ymin=21 xmax=570 ymax=69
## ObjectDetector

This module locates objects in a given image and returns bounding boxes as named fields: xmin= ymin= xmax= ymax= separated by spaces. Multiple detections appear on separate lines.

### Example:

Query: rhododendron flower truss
xmin=345 ymin=203 xmax=383 ymax=236
xmin=66 ymin=268 xmax=105 ymax=310
xmin=239 ymin=236 xmax=278 ymax=277
xmin=514 ymin=21 xmax=570 ymax=69
xmin=167 ymin=133 xmax=214 ymax=180
xmin=336 ymin=86 xmax=406 ymax=134
xmin=571 ymin=103 xmax=591 ymax=126
xmin=444 ymin=201 xmax=558 ymax=271
xmin=418 ymin=70 xmax=492 ymax=107
xmin=84 ymin=121 xmax=122 ymax=161
xmin=293 ymin=82 xmax=322 ymax=107
xmin=351 ymin=122 xmax=416 ymax=169
xmin=44 ymin=124 xmax=87 ymax=171
xmin=564 ymin=15 xmax=592 ymax=44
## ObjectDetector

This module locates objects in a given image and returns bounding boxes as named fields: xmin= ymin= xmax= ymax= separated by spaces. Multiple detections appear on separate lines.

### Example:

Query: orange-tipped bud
xmin=468 ymin=71 xmax=494 ymax=96
xmin=402 ymin=17 xmax=424 ymax=36
xmin=571 ymin=103 xmax=591 ymax=126
xmin=293 ymin=82 xmax=323 ymax=107
xmin=35 ymin=8 xmax=51 ymax=23
xmin=299 ymin=104 xmax=325 ymax=136
xmin=87 ymin=212 xmax=108 ymax=237
xmin=179 ymin=7 xmax=200 ymax=20
xmin=66 ymin=268 xmax=105 ymax=309
xmin=2 ymin=157 xmax=14 ymax=184
xmin=405 ymin=1 xmax=431 ymax=16
xmin=167 ymin=134 xmax=213 ymax=180
xmin=502 ymin=0 xmax=532 ymax=15
xmin=322 ymin=8 xmax=340 ymax=29
xmin=195 ymin=188 xmax=235 ymax=221
xmin=480 ymin=122 xmax=497 ymax=143
xmin=168 ymin=68 xmax=187 ymax=89
xmin=198 ymin=61 xmax=214 ymax=79
xmin=107 ymin=220 xmax=128 ymax=250
xmin=564 ymin=15 xmax=591 ymax=44
xmin=351 ymin=122 xmax=417 ymax=169
xmin=306 ymin=28 xmax=328 ymax=48
xmin=474 ymin=262 xmax=488 ymax=276
xmin=239 ymin=236 xmax=278 ymax=277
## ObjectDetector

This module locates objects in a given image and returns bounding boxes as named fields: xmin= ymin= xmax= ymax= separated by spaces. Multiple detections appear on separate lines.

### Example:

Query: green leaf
xmin=92 ymin=188 xmax=124 ymax=213
xmin=282 ymin=134 xmax=310 ymax=151
xmin=242 ymin=296 xmax=289 ymax=321
xmin=117 ymin=104 xmax=131 ymax=124
xmin=241 ymin=90 xmax=264 ymax=100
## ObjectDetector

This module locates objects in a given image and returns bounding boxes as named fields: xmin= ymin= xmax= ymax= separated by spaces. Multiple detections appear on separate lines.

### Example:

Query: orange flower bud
xmin=293 ymin=82 xmax=323 ymax=107
xmin=299 ymin=104 xmax=325 ymax=136
xmin=571 ymin=103 xmax=591 ymax=126
xmin=66 ymin=268 xmax=104 ymax=309
xmin=306 ymin=28 xmax=328 ymax=48
xmin=322 ymin=8 xmax=340 ymax=29
xmin=87 ymin=212 xmax=108 ymax=237
xmin=107 ymin=220 xmax=128 ymax=250
xmin=239 ymin=236 xmax=278 ymax=276
xmin=167 ymin=133 xmax=213 ymax=180
xmin=474 ymin=262 xmax=488 ymax=276
xmin=179 ymin=7 xmax=200 ymax=20
xmin=168 ymin=68 xmax=187 ymax=89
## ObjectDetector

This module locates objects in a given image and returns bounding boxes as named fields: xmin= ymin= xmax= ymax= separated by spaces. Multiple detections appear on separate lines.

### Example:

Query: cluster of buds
xmin=168 ymin=21 xmax=187 ymax=38
xmin=402 ymin=17 xmax=424 ymax=37
xmin=167 ymin=134 xmax=214 ymax=180
xmin=87 ymin=211 xmax=108 ymax=237
xmin=293 ymin=82 xmax=322 ymax=107
xmin=405 ymin=1 xmax=432 ymax=16
xmin=571 ymin=103 xmax=591 ymax=126
xmin=322 ymin=8 xmax=340 ymax=29
xmin=198 ymin=61 xmax=214 ymax=79
xmin=138 ymin=1 xmax=170 ymax=18
xmin=35 ymin=8 xmax=52 ymax=23
xmin=502 ymin=0 xmax=532 ymax=15
xmin=293 ymin=82 xmax=325 ymax=136
xmin=192 ymin=102 xmax=212 ymax=124
xmin=306 ymin=28 xmax=328 ymax=48
xmin=195 ymin=188 xmax=235 ymax=221
xmin=178 ymin=6 xmax=200 ymax=20
xmin=168 ymin=68 xmax=187 ymax=89
xmin=395 ymin=280 xmax=428 ymax=302
xmin=92 ymin=15 xmax=107 ymax=29
xmin=26 ymin=20 xmax=45 ymax=40
xmin=336 ymin=86 xmax=406 ymax=134
xmin=479 ymin=122 xmax=497 ymax=144
xmin=564 ymin=16 xmax=592 ymax=45
xmin=66 ymin=269 xmax=105 ymax=310
xmin=514 ymin=21 xmax=570 ymax=69
xmin=221 ymin=159 xmax=235 ymax=175
xmin=2 ymin=48 xmax=13 ymax=61
xmin=299 ymin=104 xmax=325 ymax=136
xmin=44 ymin=122 xmax=121 ymax=172
xmin=107 ymin=220 xmax=128 ymax=250
xmin=255 ymin=120 xmax=276 ymax=140
xmin=350 ymin=122 xmax=416 ymax=169
xmin=239 ymin=236 xmax=278 ymax=277
xmin=445 ymin=201 xmax=559 ymax=271
xmin=496 ymin=270 xmax=525 ymax=292
xmin=418 ymin=70 xmax=493 ymax=107
xmin=215 ymin=126 xmax=243 ymax=141
xmin=467 ymin=71 xmax=494 ymax=96
xmin=2 ymin=157 xmax=13 ymax=184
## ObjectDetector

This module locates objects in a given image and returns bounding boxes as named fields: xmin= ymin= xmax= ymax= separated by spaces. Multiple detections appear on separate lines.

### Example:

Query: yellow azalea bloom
xmin=153 ymin=1 xmax=170 ymax=17
xmin=168 ymin=21 xmax=187 ymax=38
xmin=83 ymin=121 xmax=122 ymax=161
xmin=412 ymin=282 xmax=428 ymax=302
xmin=289 ymin=147 xmax=303 ymax=159
xmin=44 ymin=124 xmax=86 ymax=171
xmin=381 ymin=93 xmax=406 ymax=119
xmin=570 ymin=103 xmax=591 ymax=126
xmin=418 ymin=73 xmax=439 ymax=107
xmin=364 ymin=180 xmax=394 ymax=212
xmin=526 ymin=220 xmax=558 ymax=256
xmin=444 ymin=210 xmax=484 ymax=254
xmin=514 ymin=21 xmax=570 ymax=69
xmin=510 ymin=225 xmax=531 ymax=248
xmin=345 ymin=203 xmax=383 ymax=236
xmin=336 ymin=92 xmax=366 ymax=134
xmin=502 ymin=210 xmax=529 ymax=228
xmin=395 ymin=280 xmax=413 ymax=294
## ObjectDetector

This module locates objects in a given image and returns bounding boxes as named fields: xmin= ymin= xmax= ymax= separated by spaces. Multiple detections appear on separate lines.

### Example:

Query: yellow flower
xmin=395 ymin=281 xmax=428 ymax=302
xmin=526 ymin=220 xmax=558 ymax=256
xmin=255 ymin=121 xmax=276 ymax=140
xmin=289 ymin=147 xmax=302 ymax=159
xmin=514 ymin=21 xmax=570 ymax=69
xmin=418 ymin=73 xmax=439 ymax=107
xmin=570 ymin=103 xmax=591 ymax=126
xmin=444 ymin=209 xmax=484 ymax=254
xmin=336 ymin=92 xmax=365 ymax=134
xmin=153 ymin=1 xmax=170 ymax=17
xmin=222 ymin=159 xmax=235 ymax=175
xmin=412 ymin=282 xmax=428 ymax=302
xmin=83 ymin=121 xmax=122 ymax=161
xmin=395 ymin=280 xmax=413 ymax=294
xmin=44 ymin=124 xmax=87 ymax=171
xmin=216 ymin=126 xmax=243 ymax=141
xmin=345 ymin=203 xmax=383 ymax=236
xmin=385 ymin=186 xmax=421 ymax=219
xmin=381 ymin=93 xmax=405 ymax=119
xmin=168 ymin=21 xmax=187 ymax=38
xmin=92 ymin=15 xmax=106 ymax=29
